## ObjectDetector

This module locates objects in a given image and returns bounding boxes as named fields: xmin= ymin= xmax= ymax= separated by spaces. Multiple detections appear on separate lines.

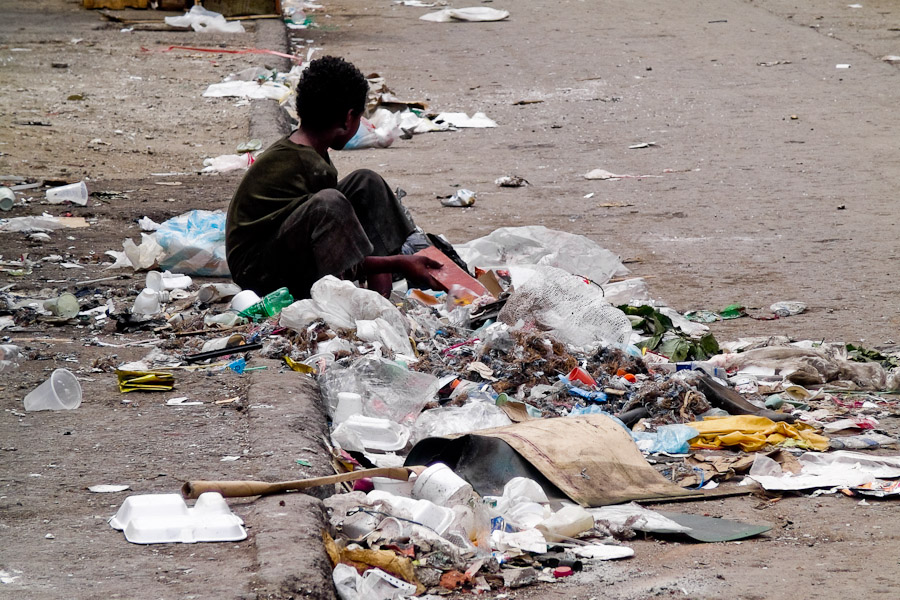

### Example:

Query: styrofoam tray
xmin=109 ymin=492 xmax=247 ymax=544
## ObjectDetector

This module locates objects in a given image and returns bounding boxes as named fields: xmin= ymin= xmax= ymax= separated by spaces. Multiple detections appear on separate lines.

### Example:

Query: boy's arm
xmin=361 ymin=255 xmax=445 ymax=296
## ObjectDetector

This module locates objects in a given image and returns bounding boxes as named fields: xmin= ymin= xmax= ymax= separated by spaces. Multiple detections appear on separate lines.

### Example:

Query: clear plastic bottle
xmin=238 ymin=287 xmax=294 ymax=321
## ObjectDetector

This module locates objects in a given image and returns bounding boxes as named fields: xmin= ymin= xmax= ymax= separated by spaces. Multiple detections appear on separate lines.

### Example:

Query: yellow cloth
xmin=688 ymin=415 xmax=829 ymax=452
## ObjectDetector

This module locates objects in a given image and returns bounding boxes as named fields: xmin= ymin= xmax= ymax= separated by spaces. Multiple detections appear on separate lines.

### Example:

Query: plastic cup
xmin=0 ymin=187 xmax=15 ymax=211
xmin=24 ymin=368 xmax=83 ymax=411
xmin=333 ymin=391 xmax=363 ymax=425
xmin=46 ymin=181 xmax=88 ymax=206
xmin=42 ymin=293 xmax=80 ymax=319
xmin=411 ymin=463 xmax=474 ymax=507
xmin=230 ymin=289 xmax=261 ymax=313
xmin=146 ymin=271 xmax=193 ymax=291
xmin=198 ymin=283 xmax=242 ymax=303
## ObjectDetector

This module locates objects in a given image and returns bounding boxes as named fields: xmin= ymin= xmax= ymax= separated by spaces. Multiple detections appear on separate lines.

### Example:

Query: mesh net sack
xmin=498 ymin=265 xmax=632 ymax=350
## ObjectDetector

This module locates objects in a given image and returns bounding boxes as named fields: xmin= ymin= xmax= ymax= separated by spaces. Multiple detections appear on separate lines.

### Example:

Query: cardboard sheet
xmin=407 ymin=414 xmax=697 ymax=507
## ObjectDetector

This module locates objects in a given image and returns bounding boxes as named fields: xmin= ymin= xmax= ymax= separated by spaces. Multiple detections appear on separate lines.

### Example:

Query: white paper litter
xmin=747 ymin=451 xmax=900 ymax=491
xmin=420 ymin=7 xmax=510 ymax=22
xmin=433 ymin=112 xmax=497 ymax=128
xmin=570 ymin=544 xmax=635 ymax=560
xmin=202 ymin=80 xmax=292 ymax=101
xmin=89 ymin=484 xmax=131 ymax=493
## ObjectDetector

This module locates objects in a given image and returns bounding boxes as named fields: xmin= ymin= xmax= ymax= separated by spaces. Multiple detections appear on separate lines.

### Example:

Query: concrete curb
xmin=244 ymin=21 xmax=335 ymax=600
xmin=251 ymin=18 xmax=294 ymax=145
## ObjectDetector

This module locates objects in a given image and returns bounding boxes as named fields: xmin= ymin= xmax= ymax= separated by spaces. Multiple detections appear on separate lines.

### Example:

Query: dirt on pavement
xmin=1 ymin=0 xmax=899 ymax=598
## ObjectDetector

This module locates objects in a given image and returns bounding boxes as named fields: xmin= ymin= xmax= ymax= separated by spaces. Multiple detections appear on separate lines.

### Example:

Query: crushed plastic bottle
xmin=238 ymin=287 xmax=294 ymax=321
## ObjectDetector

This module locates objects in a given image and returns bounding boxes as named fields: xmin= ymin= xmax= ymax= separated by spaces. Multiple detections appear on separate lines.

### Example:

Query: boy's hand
xmin=402 ymin=255 xmax=446 ymax=291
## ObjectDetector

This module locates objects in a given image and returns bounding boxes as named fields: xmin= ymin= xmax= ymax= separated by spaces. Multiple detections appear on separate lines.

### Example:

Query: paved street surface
xmin=1 ymin=0 xmax=898 ymax=598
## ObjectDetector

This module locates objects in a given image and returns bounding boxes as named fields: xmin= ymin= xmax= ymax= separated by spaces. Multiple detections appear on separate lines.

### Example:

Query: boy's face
xmin=331 ymin=111 xmax=363 ymax=150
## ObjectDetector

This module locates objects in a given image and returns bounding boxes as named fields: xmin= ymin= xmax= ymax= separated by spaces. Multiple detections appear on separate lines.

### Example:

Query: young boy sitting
xmin=225 ymin=55 xmax=443 ymax=299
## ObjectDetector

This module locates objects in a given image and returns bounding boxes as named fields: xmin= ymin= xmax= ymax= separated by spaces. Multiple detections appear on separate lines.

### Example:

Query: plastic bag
xmin=499 ymin=265 xmax=632 ymax=350
xmin=412 ymin=400 xmax=512 ymax=442
xmin=153 ymin=210 xmax=229 ymax=276
xmin=343 ymin=111 xmax=400 ymax=150
xmin=164 ymin=5 xmax=245 ymax=33
xmin=318 ymin=355 xmax=440 ymax=426
xmin=280 ymin=276 xmax=413 ymax=355
xmin=454 ymin=225 xmax=629 ymax=284
xmin=201 ymin=153 xmax=253 ymax=174
xmin=630 ymin=424 xmax=699 ymax=454
xmin=0 ymin=344 xmax=23 ymax=373
xmin=123 ymin=233 xmax=164 ymax=271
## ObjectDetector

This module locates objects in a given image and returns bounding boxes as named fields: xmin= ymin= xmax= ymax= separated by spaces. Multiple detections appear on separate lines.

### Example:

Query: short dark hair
xmin=295 ymin=56 xmax=368 ymax=132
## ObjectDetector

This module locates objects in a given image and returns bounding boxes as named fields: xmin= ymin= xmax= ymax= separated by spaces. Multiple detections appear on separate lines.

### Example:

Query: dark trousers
xmin=237 ymin=169 xmax=415 ymax=299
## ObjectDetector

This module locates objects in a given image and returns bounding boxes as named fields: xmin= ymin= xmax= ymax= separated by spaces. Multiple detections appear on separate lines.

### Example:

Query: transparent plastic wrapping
xmin=319 ymin=355 xmax=439 ymax=426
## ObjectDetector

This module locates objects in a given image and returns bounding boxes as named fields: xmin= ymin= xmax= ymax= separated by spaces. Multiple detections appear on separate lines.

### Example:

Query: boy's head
xmin=295 ymin=56 xmax=368 ymax=134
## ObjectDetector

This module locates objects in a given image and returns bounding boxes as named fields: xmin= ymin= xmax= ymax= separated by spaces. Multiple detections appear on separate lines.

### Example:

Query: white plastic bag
xmin=164 ymin=5 xmax=245 ymax=33
xmin=343 ymin=112 xmax=399 ymax=150
xmin=454 ymin=225 xmax=629 ymax=284
xmin=280 ymin=276 xmax=412 ymax=355
xmin=420 ymin=7 xmax=510 ymax=22
xmin=201 ymin=153 xmax=253 ymax=174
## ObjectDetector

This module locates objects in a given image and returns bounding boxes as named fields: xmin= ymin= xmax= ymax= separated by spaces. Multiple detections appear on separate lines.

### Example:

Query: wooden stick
xmin=182 ymin=466 xmax=425 ymax=499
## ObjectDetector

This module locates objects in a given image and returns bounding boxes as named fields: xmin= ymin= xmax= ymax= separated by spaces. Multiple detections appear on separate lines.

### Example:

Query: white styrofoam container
xmin=108 ymin=492 xmax=247 ymax=544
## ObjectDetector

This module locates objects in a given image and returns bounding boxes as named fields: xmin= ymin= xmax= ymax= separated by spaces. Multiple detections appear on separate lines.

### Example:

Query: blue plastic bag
xmin=154 ymin=210 xmax=230 ymax=276
xmin=631 ymin=424 xmax=699 ymax=454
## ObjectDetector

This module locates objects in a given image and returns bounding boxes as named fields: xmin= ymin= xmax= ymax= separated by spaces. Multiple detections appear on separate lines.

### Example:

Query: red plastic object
xmin=553 ymin=566 xmax=574 ymax=578
xmin=414 ymin=246 xmax=490 ymax=298
xmin=567 ymin=366 xmax=596 ymax=387
xmin=616 ymin=368 xmax=637 ymax=383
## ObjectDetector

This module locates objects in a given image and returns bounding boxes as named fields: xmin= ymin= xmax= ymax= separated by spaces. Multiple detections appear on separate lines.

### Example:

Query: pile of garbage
xmin=7 ymin=215 xmax=900 ymax=596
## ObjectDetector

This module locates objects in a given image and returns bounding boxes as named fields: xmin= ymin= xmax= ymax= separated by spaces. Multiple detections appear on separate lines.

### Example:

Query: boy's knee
xmin=346 ymin=169 xmax=383 ymax=187
xmin=306 ymin=190 xmax=354 ymax=223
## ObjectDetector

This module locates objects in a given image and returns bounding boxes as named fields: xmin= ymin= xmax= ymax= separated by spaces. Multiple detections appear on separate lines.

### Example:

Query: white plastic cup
xmin=24 ymin=368 xmax=82 ymax=411
xmin=333 ymin=391 xmax=363 ymax=425
xmin=198 ymin=283 xmax=242 ymax=303
xmin=43 ymin=293 xmax=80 ymax=319
xmin=230 ymin=289 xmax=261 ymax=313
xmin=132 ymin=288 xmax=161 ymax=315
xmin=146 ymin=271 xmax=193 ymax=291
xmin=46 ymin=181 xmax=88 ymax=206
xmin=0 ymin=187 xmax=15 ymax=211
xmin=411 ymin=463 xmax=474 ymax=507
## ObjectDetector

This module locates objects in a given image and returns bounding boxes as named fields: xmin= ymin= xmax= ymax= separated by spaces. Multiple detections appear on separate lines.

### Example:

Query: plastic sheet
xmin=689 ymin=415 xmax=830 ymax=452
